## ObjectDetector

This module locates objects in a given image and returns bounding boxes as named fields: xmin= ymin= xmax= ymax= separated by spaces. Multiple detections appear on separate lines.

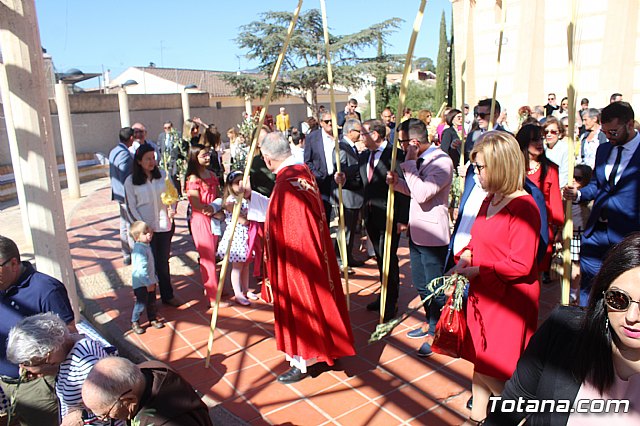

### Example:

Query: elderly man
xmin=388 ymin=119 xmax=453 ymax=356
xmin=578 ymin=108 xmax=608 ymax=169
xmin=82 ymin=357 xmax=211 ymax=425
xmin=246 ymin=132 xmax=355 ymax=384
xmin=0 ymin=235 xmax=76 ymax=425
xmin=131 ymin=122 xmax=160 ymax=159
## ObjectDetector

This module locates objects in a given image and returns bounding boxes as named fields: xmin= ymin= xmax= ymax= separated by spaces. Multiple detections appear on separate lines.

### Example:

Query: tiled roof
xmin=135 ymin=66 xmax=347 ymax=97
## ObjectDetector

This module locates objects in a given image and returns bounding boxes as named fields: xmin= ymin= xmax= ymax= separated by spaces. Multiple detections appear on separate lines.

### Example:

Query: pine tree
xmin=435 ymin=11 xmax=449 ymax=109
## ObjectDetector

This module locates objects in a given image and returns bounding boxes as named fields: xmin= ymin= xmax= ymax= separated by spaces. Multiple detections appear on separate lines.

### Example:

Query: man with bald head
xmin=82 ymin=357 xmax=211 ymax=425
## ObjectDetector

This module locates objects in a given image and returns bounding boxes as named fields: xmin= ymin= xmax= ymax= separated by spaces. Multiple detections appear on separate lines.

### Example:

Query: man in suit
xmin=332 ymin=119 xmax=365 ymax=270
xmin=464 ymin=98 xmax=506 ymax=158
xmin=388 ymin=119 xmax=453 ymax=357
xmin=337 ymin=98 xmax=362 ymax=130
xmin=563 ymin=101 xmax=640 ymax=305
xmin=304 ymin=112 xmax=337 ymax=221
xmin=109 ymin=127 xmax=135 ymax=264
xmin=346 ymin=119 xmax=409 ymax=321
xmin=131 ymin=122 xmax=160 ymax=159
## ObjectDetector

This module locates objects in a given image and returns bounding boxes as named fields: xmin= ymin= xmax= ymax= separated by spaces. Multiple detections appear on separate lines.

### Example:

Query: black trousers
xmin=150 ymin=223 xmax=175 ymax=302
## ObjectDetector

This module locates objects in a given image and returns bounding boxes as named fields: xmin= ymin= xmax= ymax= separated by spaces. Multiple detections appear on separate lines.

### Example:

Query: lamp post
xmin=116 ymin=79 xmax=137 ymax=127
xmin=181 ymin=84 xmax=197 ymax=123
xmin=55 ymin=68 xmax=83 ymax=199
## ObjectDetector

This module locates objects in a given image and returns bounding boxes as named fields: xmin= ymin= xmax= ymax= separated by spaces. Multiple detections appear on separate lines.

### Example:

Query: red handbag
xmin=432 ymin=292 xmax=467 ymax=358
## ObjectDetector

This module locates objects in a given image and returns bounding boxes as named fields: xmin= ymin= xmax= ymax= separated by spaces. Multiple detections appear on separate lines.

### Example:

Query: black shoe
xmin=382 ymin=306 xmax=398 ymax=322
xmin=542 ymin=272 xmax=552 ymax=283
xmin=123 ymin=255 xmax=132 ymax=266
xmin=366 ymin=300 xmax=380 ymax=312
xmin=466 ymin=396 xmax=473 ymax=410
xmin=277 ymin=367 xmax=308 ymax=384
xmin=349 ymin=259 xmax=366 ymax=267
xmin=162 ymin=297 xmax=181 ymax=307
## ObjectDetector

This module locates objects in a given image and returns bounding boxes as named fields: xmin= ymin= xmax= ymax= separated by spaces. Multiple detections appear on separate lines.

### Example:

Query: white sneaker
xmin=247 ymin=291 xmax=259 ymax=301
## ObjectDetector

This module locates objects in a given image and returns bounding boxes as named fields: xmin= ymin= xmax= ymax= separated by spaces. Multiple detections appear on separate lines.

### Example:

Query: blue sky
xmin=36 ymin=0 xmax=452 ymax=84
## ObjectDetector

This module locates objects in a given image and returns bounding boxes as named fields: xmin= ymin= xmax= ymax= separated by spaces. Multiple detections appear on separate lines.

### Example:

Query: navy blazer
xmin=109 ymin=142 xmax=133 ymax=203
xmin=444 ymin=168 xmax=548 ymax=270
xmin=580 ymin=138 xmax=640 ymax=242
xmin=303 ymin=129 xmax=334 ymax=202
xmin=330 ymin=138 xmax=364 ymax=209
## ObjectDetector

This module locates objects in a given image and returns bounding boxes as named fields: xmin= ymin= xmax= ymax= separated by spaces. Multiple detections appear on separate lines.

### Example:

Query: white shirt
xmin=321 ymin=129 xmax=335 ymax=175
xmin=545 ymin=138 xmax=570 ymax=188
xmin=606 ymin=130 xmax=639 ymax=185
xmin=452 ymin=174 xmax=487 ymax=256
xmin=367 ymin=141 xmax=388 ymax=177
xmin=124 ymin=170 xmax=174 ymax=232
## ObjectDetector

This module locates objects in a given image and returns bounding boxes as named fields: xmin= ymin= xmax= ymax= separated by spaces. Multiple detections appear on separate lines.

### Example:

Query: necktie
xmin=608 ymin=146 xmax=623 ymax=187
xmin=417 ymin=157 xmax=424 ymax=169
xmin=368 ymin=150 xmax=376 ymax=182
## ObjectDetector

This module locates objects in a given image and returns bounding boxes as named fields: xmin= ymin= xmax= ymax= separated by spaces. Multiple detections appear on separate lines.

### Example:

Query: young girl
xmin=571 ymin=164 xmax=593 ymax=304
xmin=217 ymin=171 xmax=256 ymax=306
xmin=130 ymin=220 xmax=165 ymax=334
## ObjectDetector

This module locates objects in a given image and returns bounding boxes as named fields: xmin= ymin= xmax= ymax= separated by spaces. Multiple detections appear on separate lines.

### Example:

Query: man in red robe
xmin=248 ymin=132 xmax=355 ymax=384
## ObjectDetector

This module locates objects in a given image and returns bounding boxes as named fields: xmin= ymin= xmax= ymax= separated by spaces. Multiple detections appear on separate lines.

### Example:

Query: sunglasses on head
xmin=604 ymin=288 xmax=640 ymax=311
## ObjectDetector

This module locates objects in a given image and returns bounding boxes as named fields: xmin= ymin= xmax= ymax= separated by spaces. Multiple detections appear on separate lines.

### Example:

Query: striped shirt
xmin=56 ymin=338 xmax=124 ymax=425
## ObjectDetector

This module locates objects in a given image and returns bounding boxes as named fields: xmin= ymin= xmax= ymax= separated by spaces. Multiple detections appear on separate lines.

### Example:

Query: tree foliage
xmin=222 ymin=9 xmax=402 ymax=114
xmin=435 ymin=11 xmax=449 ymax=109
xmin=365 ymin=80 xmax=436 ymax=119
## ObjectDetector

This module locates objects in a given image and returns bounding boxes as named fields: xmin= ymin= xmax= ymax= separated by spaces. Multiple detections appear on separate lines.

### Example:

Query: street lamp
xmin=181 ymin=84 xmax=198 ymax=123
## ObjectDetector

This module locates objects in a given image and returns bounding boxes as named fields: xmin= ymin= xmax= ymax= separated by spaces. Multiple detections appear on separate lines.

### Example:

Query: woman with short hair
xmin=6 ymin=313 xmax=121 ymax=426
xmin=451 ymin=131 xmax=541 ymax=424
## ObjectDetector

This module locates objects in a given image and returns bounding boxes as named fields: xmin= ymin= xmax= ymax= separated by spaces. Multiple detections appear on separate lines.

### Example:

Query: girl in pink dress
xmin=185 ymin=144 xmax=226 ymax=308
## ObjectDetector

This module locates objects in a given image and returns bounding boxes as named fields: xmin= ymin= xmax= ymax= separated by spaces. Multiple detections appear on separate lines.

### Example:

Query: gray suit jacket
xmin=331 ymin=138 xmax=364 ymax=209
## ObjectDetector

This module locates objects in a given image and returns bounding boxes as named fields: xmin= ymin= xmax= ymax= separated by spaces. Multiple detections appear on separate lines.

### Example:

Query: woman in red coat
xmin=516 ymin=124 xmax=564 ymax=273
xmin=451 ymin=131 xmax=540 ymax=424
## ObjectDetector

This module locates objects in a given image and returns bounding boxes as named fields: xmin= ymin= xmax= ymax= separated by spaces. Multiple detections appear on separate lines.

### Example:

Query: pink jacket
xmin=396 ymin=149 xmax=453 ymax=247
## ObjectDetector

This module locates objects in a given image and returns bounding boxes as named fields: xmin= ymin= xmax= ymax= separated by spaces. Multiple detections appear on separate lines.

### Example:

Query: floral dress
xmin=217 ymin=196 xmax=251 ymax=262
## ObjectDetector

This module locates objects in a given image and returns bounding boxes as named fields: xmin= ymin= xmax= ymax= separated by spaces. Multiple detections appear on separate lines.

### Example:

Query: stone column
xmin=118 ymin=89 xmax=131 ymax=127
xmin=0 ymin=0 xmax=80 ymax=320
xmin=55 ymin=83 xmax=81 ymax=199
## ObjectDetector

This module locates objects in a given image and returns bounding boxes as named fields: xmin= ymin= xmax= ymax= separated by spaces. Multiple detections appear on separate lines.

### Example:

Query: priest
xmin=245 ymin=132 xmax=355 ymax=384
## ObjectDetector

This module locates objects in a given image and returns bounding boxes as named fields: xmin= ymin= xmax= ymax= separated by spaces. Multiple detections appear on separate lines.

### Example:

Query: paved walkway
xmin=1 ymin=178 xmax=563 ymax=425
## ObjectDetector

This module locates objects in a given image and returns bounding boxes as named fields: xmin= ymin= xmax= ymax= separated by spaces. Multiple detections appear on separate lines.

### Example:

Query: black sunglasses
xmin=604 ymin=288 xmax=640 ymax=311
xmin=322 ymin=119 xmax=332 ymax=124
xmin=476 ymin=112 xmax=489 ymax=119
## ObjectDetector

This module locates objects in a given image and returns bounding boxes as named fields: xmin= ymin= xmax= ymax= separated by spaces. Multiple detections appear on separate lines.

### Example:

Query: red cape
xmin=265 ymin=163 xmax=355 ymax=365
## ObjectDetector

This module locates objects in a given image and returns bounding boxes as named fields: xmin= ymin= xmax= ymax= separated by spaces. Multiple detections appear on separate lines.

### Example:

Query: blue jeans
xmin=409 ymin=240 xmax=448 ymax=335
xmin=132 ymin=287 xmax=158 ymax=323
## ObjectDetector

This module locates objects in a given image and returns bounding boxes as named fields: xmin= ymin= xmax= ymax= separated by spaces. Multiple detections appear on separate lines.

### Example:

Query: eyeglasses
xmin=163 ymin=126 xmax=171 ymax=130
xmin=548 ymin=97 xmax=555 ymax=101
xmin=603 ymin=125 xmax=626 ymax=137
xmin=604 ymin=288 xmax=640 ymax=311
xmin=0 ymin=257 xmax=13 ymax=267
xmin=322 ymin=119 xmax=332 ymax=124
xmin=95 ymin=389 xmax=131 ymax=421
xmin=545 ymin=129 xmax=559 ymax=135
xmin=472 ymin=163 xmax=486 ymax=173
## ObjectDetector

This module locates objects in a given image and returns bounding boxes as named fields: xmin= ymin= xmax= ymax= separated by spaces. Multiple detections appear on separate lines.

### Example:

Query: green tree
xmin=415 ymin=57 xmax=435 ymax=73
xmin=223 ymin=9 xmax=402 ymax=115
xmin=435 ymin=11 xmax=449 ymax=109
xmin=363 ymin=81 xmax=435 ymax=119
xmin=447 ymin=15 xmax=456 ymax=108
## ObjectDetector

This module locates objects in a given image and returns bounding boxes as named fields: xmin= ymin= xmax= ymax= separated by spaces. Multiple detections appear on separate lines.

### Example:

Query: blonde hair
xmin=417 ymin=109 xmax=432 ymax=125
xmin=470 ymin=131 xmax=525 ymax=195
xmin=130 ymin=220 xmax=150 ymax=241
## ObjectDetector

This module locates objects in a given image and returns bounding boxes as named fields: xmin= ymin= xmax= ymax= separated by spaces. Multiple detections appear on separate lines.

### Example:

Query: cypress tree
xmin=435 ymin=11 xmax=449 ymax=109
xmin=448 ymin=14 xmax=456 ymax=108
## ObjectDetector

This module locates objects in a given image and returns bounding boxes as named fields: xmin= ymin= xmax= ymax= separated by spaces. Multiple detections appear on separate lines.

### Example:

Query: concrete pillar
xmin=0 ymin=0 xmax=80 ymax=320
xmin=0 ymin=64 xmax=33 ymax=250
xmin=305 ymin=89 xmax=314 ymax=117
xmin=181 ymin=90 xmax=191 ymax=122
xmin=118 ymin=89 xmax=131 ymax=127
xmin=369 ymin=84 xmax=377 ymax=119
xmin=55 ymin=83 xmax=81 ymax=199
xmin=244 ymin=95 xmax=252 ymax=116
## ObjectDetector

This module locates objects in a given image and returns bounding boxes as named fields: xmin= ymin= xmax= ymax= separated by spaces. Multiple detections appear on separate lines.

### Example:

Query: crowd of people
xmin=2 ymin=90 xmax=639 ymax=425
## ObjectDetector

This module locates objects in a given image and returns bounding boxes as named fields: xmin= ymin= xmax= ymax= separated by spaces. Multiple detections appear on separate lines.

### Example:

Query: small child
xmin=130 ymin=221 xmax=165 ymax=334
xmin=570 ymin=164 xmax=593 ymax=305
xmin=216 ymin=171 xmax=256 ymax=306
